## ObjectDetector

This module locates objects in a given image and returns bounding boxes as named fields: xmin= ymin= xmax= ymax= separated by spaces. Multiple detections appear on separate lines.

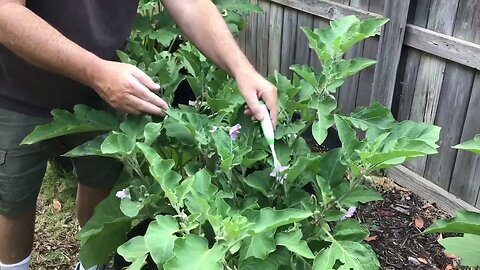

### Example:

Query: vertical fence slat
xmin=280 ymin=7 xmax=298 ymax=77
xmin=256 ymin=0 xmax=271 ymax=76
xmin=294 ymin=13 xmax=314 ymax=66
xmin=267 ymin=3 xmax=284 ymax=74
xmin=404 ymin=0 xmax=459 ymax=178
xmin=424 ymin=0 xmax=479 ymax=190
xmin=442 ymin=0 xmax=480 ymax=203
xmin=370 ymin=0 xmax=411 ymax=107
xmin=452 ymin=74 xmax=480 ymax=205
xmin=397 ymin=0 xmax=432 ymax=121
xmin=245 ymin=0 xmax=258 ymax=65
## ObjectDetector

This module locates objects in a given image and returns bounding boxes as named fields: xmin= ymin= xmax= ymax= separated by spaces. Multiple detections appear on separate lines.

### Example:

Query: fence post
xmin=370 ymin=0 xmax=412 ymax=108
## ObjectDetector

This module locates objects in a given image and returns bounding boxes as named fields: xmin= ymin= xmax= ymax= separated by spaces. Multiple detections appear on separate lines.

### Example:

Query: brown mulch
xmin=357 ymin=177 xmax=467 ymax=270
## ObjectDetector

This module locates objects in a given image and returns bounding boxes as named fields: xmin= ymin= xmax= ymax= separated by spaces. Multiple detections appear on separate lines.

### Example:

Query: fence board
xmin=370 ymin=0 xmax=411 ymax=108
xmin=397 ymin=0 xmax=432 ymax=121
xmin=245 ymin=0 xmax=258 ymax=64
xmin=405 ymin=0 xmax=459 ymax=177
xmin=269 ymin=0 xmax=382 ymax=20
xmin=451 ymin=75 xmax=480 ymax=205
xmin=294 ymin=13 xmax=314 ymax=66
xmin=424 ymin=0 xmax=479 ymax=190
xmin=267 ymin=3 xmax=284 ymax=74
xmin=280 ymin=7 xmax=298 ymax=77
xmin=257 ymin=0 xmax=271 ymax=76
xmin=446 ymin=1 xmax=480 ymax=204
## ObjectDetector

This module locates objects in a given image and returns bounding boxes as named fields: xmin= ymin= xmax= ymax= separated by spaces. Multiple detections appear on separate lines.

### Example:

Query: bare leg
xmin=0 ymin=210 xmax=35 ymax=264
xmin=76 ymin=184 xmax=112 ymax=227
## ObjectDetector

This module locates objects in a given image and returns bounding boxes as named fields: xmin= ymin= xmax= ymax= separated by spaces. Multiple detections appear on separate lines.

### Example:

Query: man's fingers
xmin=128 ymin=75 xmax=169 ymax=111
xmin=127 ymin=95 xmax=165 ymax=116
xmin=130 ymin=67 xmax=161 ymax=91
xmin=243 ymin=91 xmax=264 ymax=122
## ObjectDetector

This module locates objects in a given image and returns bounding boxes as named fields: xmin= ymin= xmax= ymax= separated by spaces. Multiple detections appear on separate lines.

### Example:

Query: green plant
xmin=22 ymin=12 xmax=441 ymax=270
xmin=423 ymin=135 xmax=480 ymax=267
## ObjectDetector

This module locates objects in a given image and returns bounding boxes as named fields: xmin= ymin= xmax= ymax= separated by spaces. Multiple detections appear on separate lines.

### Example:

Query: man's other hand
xmin=92 ymin=60 xmax=168 ymax=115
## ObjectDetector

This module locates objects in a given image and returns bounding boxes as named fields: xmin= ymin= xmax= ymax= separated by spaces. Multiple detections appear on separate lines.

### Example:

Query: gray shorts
xmin=0 ymin=107 xmax=122 ymax=217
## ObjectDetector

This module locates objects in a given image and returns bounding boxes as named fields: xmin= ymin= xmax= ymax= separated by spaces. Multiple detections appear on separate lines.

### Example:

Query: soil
xmin=358 ymin=176 xmax=467 ymax=270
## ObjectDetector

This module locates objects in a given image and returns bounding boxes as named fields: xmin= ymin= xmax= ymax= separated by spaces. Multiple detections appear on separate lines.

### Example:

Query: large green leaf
xmin=290 ymin=65 xmax=318 ymax=89
xmin=120 ymin=114 xmax=150 ymax=140
xmin=239 ymin=257 xmax=278 ymax=270
xmin=339 ymin=186 xmax=383 ymax=206
xmin=241 ymin=230 xmax=276 ymax=260
xmin=453 ymin=135 xmax=480 ymax=154
xmin=334 ymin=115 xmax=363 ymax=161
xmin=101 ymin=132 xmax=136 ymax=155
xmin=439 ymin=234 xmax=480 ymax=267
xmin=249 ymin=208 xmax=313 ymax=234
xmin=424 ymin=210 xmax=480 ymax=235
xmin=334 ymin=58 xmax=376 ymax=80
xmin=345 ymin=102 xmax=395 ymax=131
xmin=63 ymin=134 xmax=111 ymax=157
xmin=22 ymin=105 xmax=119 ymax=144
xmin=311 ymin=97 xmax=337 ymax=146
xmin=244 ymin=170 xmax=273 ymax=198
xmin=143 ymin=122 xmax=163 ymax=146
xmin=333 ymin=219 xmax=369 ymax=242
xmin=164 ymin=236 xmax=226 ymax=270
xmin=145 ymin=215 xmax=180 ymax=267
xmin=313 ymin=241 xmax=379 ymax=270
xmin=318 ymin=149 xmax=347 ymax=187
xmin=117 ymin=236 xmax=148 ymax=264
xmin=275 ymin=229 xmax=315 ymax=259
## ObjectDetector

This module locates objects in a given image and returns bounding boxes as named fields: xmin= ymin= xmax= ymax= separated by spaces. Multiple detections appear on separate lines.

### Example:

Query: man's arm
xmin=0 ymin=0 xmax=167 ymax=115
xmin=161 ymin=0 xmax=278 ymax=125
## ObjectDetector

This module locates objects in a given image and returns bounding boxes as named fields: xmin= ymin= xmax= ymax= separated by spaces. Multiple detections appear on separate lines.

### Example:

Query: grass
xmin=31 ymin=163 xmax=79 ymax=270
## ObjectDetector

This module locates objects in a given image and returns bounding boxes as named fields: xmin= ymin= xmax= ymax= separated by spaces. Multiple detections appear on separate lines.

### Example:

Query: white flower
xmin=270 ymin=165 xmax=289 ymax=184
xmin=188 ymin=100 xmax=197 ymax=106
xmin=115 ymin=189 xmax=131 ymax=200
xmin=209 ymin=126 xmax=219 ymax=133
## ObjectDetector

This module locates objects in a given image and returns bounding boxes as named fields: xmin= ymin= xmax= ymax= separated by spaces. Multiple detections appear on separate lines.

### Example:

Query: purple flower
xmin=270 ymin=165 xmax=289 ymax=184
xmin=209 ymin=126 xmax=218 ymax=133
xmin=115 ymin=189 xmax=130 ymax=200
xmin=229 ymin=124 xmax=242 ymax=140
xmin=341 ymin=206 xmax=357 ymax=220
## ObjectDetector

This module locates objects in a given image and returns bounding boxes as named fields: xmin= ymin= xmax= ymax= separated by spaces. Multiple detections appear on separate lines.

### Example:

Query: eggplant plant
xmin=22 ymin=6 xmax=441 ymax=270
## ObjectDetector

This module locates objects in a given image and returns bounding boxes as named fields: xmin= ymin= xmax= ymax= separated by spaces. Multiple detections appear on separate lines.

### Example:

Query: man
xmin=0 ymin=0 xmax=278 ymax=269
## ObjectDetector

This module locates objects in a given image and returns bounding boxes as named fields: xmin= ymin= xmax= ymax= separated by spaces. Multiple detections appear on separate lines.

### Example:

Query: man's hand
xmin=92 ymin=60 xmax=168 ymax=115
xmin=161 ymin=0 xmax=278 ymax=126
xmin=236 ymin=68 xmax=278 ymax=126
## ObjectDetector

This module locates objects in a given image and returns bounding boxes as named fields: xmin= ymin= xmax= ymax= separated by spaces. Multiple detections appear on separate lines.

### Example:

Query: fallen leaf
xmin=364 ymin=235 xmax=378 ymax=242
xmin=444 ymin=251 xmax=459 ymax=259
xmin=415 ymin=217 xmax=425 ymax=229
xmin=417 ymin=257 xmax=429 ymax=265
xmin=52 ymin=199 xmax=62 ymax=211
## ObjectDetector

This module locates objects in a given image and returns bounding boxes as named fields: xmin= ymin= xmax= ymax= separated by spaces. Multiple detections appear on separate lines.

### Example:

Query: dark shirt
xmin=0 ymin=0 xmax=139 ymax=116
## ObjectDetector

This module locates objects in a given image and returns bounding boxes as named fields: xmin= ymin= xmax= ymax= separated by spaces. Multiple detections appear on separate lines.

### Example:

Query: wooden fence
xmin=237 ymin=0 xmax=480 ymax=213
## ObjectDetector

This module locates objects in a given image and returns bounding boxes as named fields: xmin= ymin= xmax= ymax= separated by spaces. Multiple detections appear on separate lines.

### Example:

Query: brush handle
xmin=259 ymin=101 xmax=275 ymax=145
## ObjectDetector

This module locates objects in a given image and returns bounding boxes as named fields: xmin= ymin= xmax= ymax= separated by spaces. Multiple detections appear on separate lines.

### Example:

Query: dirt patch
xmin=358 ymin=177 xmax=466 ymax=270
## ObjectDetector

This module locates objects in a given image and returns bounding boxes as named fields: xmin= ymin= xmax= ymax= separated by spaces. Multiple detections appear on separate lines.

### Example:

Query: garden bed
xmin=31 ymin=170 xmax=467 ymax=270
xmin=359 ymin=177 xmax=464 ymax=270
